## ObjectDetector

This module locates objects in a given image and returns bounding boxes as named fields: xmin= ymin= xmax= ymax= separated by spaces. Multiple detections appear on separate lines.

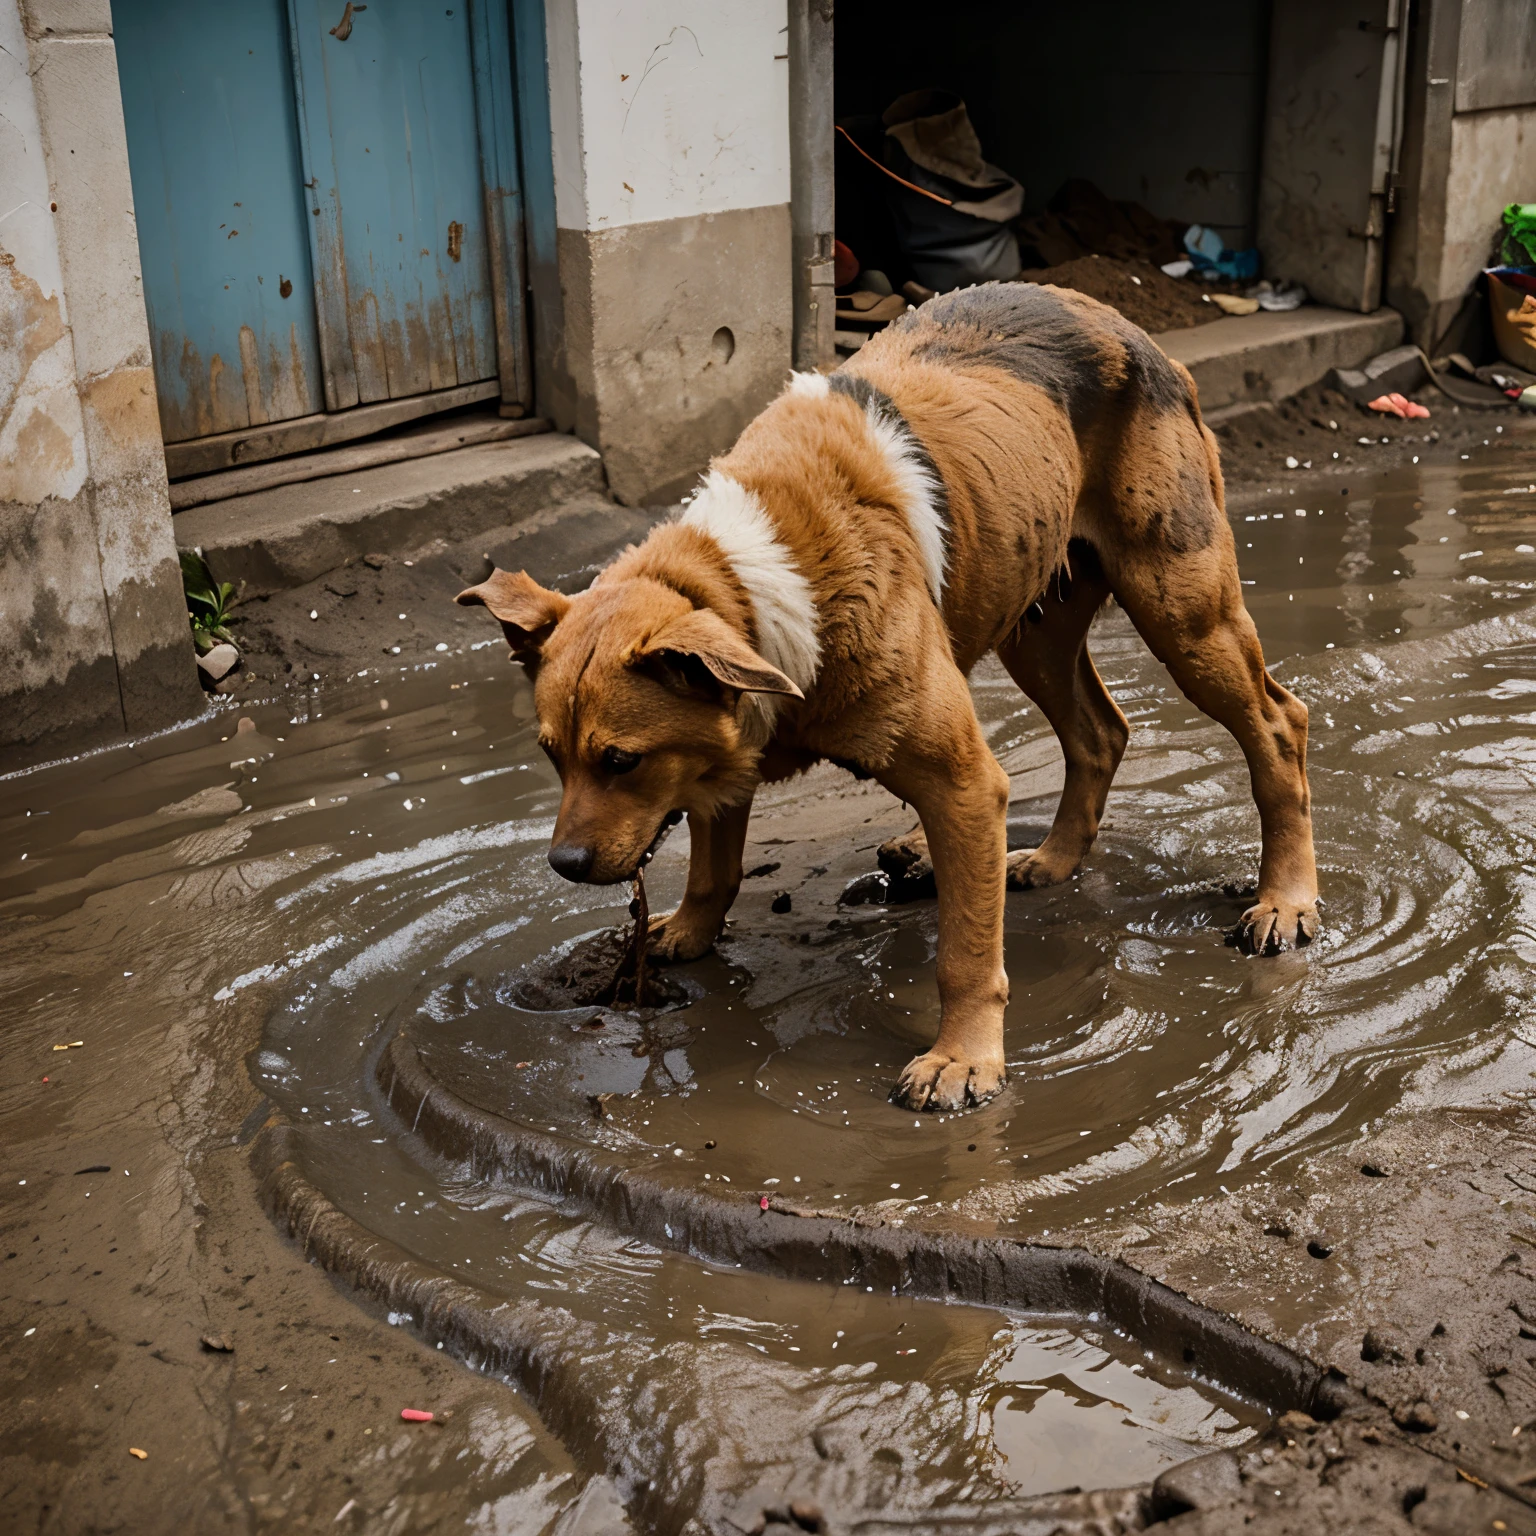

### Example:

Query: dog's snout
xmin=548 ymin=843 xmax=595 ymax=883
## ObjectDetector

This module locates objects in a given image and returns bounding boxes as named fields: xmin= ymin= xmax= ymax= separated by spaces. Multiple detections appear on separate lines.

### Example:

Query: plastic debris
xmin=759 ymin=1195 xmax=771 ymax=1211
xmin=1252 ymin=279 xmax=1307 ymax=312
xmin=1501 ymin=203 xmax=1536 ymax=267
xmin=52 ymin=1041 xmax=84 ymax=1051
xmin=1183 ymin=224 xmax=1260 ymax=281
xmin=401 ymin=1408 xmax=434 ymax=1422
xmin=1368 ymin=393 xmax=1431 ymax=420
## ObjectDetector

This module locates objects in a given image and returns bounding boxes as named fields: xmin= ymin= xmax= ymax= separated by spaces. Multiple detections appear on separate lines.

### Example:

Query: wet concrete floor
xmin=7 ymin=427 xmax=1536 ymax=1527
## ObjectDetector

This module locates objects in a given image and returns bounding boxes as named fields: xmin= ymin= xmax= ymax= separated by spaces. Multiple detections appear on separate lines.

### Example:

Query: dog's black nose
xmin=548 ymin=843 xmax=595 ymax=882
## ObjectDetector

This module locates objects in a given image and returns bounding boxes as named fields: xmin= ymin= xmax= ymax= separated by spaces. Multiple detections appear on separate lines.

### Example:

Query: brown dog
xmin=457 ymin=283 xmax=1318 ymax=1112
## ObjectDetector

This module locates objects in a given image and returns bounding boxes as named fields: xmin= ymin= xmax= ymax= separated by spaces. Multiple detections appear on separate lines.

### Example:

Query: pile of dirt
xmin=1020 ymin=254 xmax=1220 ymax=334
xmin=1015 ymin=177 xmax=1186 ymax=269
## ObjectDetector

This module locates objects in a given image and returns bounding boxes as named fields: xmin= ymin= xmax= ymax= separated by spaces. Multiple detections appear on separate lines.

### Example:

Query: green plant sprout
xmin=179 ymin=549 xmax=238 ymax=654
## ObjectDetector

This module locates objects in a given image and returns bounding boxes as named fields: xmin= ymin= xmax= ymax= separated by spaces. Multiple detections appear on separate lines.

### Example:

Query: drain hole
xmin=711 ymin=326 xmax=735 ymax=363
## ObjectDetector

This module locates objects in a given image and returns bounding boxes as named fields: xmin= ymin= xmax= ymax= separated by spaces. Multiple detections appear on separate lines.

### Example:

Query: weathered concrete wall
xmin=1441 ymin=107 xmax=1536 ymax=309
xmin=542 ymin=0 xmax=792 ymax=505
xmin=1388 ymin=0 xmax=1536 ymax=348
xmin=0 ymin=0 xmax=200 ymax=766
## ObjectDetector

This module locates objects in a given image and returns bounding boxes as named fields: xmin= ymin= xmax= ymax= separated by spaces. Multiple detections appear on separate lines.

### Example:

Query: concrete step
xmin=1153 ymin=305 xmax=1405 ymax=413
xmin=173 ymin=431 xmax=607 ymax=596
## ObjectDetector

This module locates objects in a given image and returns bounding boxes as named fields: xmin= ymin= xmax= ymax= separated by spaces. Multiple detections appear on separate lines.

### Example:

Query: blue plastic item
xmin=1183 ymin=223 xmax=1261 ymax=282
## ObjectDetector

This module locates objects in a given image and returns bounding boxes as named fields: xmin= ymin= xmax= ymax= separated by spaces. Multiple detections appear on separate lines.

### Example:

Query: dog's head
xmin=457 ymin=568 xmax=801 ymax=884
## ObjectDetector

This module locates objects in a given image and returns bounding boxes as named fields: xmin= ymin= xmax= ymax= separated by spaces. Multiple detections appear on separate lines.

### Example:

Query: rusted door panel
xmin=114 ymin=0 xmax=326 ymax=444
xmin=287 ymin=0 xmax=499 ymax=408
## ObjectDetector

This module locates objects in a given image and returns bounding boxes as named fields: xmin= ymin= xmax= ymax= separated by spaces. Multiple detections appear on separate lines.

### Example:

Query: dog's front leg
xmin=648 ymin=798 xmax=753 ymax=963
xmin=881 ymin=673 xmax=1011 ymax=1112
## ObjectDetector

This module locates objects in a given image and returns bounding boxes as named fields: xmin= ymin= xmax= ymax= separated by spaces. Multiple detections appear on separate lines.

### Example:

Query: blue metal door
xmin=115 ymin=0 xmax=528 ymax=447
xmin=287 ymin=0 xmax=500 ymax=410
xmin=115 ymin=0 xmax=326 ymax=443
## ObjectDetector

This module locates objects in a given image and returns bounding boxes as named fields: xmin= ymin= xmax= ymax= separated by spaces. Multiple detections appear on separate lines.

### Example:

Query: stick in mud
xmin=608 ymin=866 xmax=650 ymax=1007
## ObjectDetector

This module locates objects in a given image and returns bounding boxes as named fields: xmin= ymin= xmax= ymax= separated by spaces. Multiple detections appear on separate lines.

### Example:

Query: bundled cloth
xmin=843 ymin=90 xmax=1023 ymax=292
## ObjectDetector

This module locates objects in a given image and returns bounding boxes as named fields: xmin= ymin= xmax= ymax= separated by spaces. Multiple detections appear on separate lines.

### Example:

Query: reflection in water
xmin=6 ymin=444 xmax=1536 ymax=1516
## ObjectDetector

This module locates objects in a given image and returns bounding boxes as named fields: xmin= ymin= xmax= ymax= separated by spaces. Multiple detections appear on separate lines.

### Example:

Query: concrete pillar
xmin=0 ymin=0 xmax=200 ymax=766
xmin=788 ymin=0 xmax=835 ymax=373
xmin=542 ymin=0 xmax=793 ymax=505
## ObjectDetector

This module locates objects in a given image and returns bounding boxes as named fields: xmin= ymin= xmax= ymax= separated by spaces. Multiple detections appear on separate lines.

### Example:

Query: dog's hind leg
xmin=995 ymin=556 xmax=1126 ymax=888
xmin=1098 ymin=482 xmax=1318 ymax=953
xmin=647 ymin=798 xmax=753 ymax=963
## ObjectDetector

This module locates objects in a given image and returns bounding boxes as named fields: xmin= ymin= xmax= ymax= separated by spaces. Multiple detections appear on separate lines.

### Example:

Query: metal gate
xmin=114 ymin=0 xmax=529 ymax=471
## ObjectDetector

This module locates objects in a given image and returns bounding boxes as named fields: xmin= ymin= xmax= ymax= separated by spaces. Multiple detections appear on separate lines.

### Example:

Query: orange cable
xmin=835 ymin=125 xmax=954 ymax=207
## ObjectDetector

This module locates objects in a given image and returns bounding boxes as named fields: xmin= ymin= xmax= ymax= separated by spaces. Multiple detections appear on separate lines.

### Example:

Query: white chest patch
xmin=680 ymin=470 xmax=822 ymax=694
xmin=856 ymin=400 xmax=948 ymax=605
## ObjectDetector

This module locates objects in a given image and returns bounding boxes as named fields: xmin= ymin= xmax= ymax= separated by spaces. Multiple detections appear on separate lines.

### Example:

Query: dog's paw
xmin=877 ymin=827 xmax=931 ymax=881
xmin=1005 ymin=845 xmax=1078 ymax=890
xmin=1230 ymin=896 xmax=1318 ymax=956
xmin=890 ymin=1051 xmax=1006 ymax=1112
xmin=646 ymin=909 xmax=720 ymax=964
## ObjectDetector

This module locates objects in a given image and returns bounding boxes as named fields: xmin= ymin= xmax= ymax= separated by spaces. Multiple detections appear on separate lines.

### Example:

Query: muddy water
xmin=7 ymin=437 xmax=1536 ymax=1521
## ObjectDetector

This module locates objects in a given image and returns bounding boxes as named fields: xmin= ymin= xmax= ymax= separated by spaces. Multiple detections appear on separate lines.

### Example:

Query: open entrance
xmin=826 ymin=1 xmax=1409 ymax=359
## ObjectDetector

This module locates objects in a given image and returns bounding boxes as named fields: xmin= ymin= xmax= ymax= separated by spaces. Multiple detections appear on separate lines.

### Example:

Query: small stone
xmin=1361 ymin=1329 xmax=1404 ymax=1365
xmin=1393 ymin=1400 xmax=1438 ymax=1432
xmin=1151 ymin=1449 xmax=1243 ymax=1516
xmin=1276 ymin=1410 xmax=1318 ymax=1434
xmin=771 ymin=891 xmax=792 ymax=914
xmin=362 ymin=552 xmax=388 ymax=569
xmin=196 ymin=643 xmax=240 ymax=682
xmin=788 ymin=1499 xmax=824 ymax=1532
xmin=200 ymin=1332 xmax=234 ymax=1353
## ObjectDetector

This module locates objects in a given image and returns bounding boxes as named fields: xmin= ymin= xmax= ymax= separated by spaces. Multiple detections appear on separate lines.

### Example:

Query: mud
xmin=1017 ymin=257 xmax=1220 ymax=336
xmin=8 ymin=415 xmax=1536 ymax=1529
xmin=1212 ymin=380 xmax=1514 ymax=495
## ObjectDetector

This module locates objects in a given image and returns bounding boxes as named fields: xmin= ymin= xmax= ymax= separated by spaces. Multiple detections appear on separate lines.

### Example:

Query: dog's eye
xmin=601 ymin=746 xmax=642 ymax=775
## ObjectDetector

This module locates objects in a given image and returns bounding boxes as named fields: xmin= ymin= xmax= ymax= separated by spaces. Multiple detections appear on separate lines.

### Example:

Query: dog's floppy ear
xmin=455 ymin=568 xmax=570 ymax=658
xmin=633 ymin=608 xmax=803 ymax=701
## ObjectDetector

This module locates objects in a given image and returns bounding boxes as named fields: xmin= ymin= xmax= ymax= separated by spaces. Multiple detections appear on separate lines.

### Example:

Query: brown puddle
xmin=7 ymin=436 xmax=1536 ymax=1523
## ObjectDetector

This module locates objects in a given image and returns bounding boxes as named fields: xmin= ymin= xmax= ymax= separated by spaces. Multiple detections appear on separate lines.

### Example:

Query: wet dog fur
xmin=458 ymin=282 xmax=1318 ymax=1112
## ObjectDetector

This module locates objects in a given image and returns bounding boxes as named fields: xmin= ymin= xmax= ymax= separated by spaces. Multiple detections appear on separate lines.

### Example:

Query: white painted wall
xmin=544 ymin=0 xmax=790 ymax=231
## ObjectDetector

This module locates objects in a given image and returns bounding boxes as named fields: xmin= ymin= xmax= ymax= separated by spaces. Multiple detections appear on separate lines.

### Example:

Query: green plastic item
xmin=1502 ymin=203 xmax=1536 ymax=267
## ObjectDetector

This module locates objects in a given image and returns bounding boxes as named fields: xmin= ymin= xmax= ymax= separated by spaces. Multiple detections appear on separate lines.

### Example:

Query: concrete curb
xmin=1155 ymin=307 xmax=1405 ymax=413
xmin=173 ymin=433 xmax=607 ymax=597
xmin=251 ymin=1122 xmax=1155 ymax=1536
xmin=379 ymin=1031 xmax=1352 ymax=1421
